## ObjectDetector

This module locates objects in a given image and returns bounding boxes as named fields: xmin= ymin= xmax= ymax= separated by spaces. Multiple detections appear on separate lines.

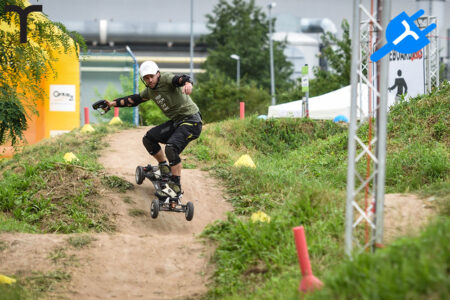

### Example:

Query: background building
xmin=28 ymin=0 xmax=450 ymax=123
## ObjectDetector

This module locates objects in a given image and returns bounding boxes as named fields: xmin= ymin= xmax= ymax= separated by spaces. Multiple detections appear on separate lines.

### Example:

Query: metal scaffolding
xmin=417 ymin=16 xmax=440 ymax=93
xmin=345 ymin=0 xmax=390 ymax=256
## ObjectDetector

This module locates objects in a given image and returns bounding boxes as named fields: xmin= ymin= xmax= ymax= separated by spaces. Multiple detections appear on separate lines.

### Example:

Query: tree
xmin=192 ymin=70 xmax=270 ymax=122
xmin=0 ymin=0 xmax=85 ymax=146
xmin=201 ymin=0 xmax=293 ymax=91
xmin=309 ymin=19 xmax=352 ymax=96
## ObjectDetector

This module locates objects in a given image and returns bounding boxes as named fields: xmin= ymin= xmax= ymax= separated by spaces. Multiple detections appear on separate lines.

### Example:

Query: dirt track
xmin=0 ymin=127 xmax=231 ymax=299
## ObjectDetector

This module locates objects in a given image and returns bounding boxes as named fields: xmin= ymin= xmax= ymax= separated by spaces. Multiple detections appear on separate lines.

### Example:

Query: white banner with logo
xmin=50 ymin=85 xmax=76 ymax=112
xmin=388 ymin=50 xmax=424 ymax=107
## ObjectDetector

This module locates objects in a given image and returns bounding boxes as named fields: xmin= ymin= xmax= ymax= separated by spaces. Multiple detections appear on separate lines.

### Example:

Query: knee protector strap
xmin=143 ymin=135 xmax=161 ymax=155
xmin=165 ymin=144 xmax=181 ymax=166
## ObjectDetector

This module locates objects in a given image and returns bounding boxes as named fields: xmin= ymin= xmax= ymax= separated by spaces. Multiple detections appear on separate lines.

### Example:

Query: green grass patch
xmin=101 ymin=175 xmax=134 ymax=192
xmin=307 ymin=218 xmax=450 ymax=300
xmin=24 ymin=270 xmax=71 ymax=294
xmin=0 ymin=212 xmax=38 ymax=233
xmin=0 ymin=239 xmax=8 ymax=251
xmin=186 ymin=83 xmax=450 ymax=299
xmin=0 ymin=123 xmax=132 ymax=233
xmin=0 ymin=270 xmax=72 ymax=300
xmin=128 ymin=208 xmax=147 ymax=217
xmin=122 ymin=196 xmax=135 ymax=204
xmin=67 ymin=235 xmax=95 ymax=248
xmin=0 ymin=283 xmax=30 ymax=300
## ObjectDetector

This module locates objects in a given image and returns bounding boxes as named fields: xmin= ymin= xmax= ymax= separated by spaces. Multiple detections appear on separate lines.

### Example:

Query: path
xmin=0 ymin=127 xmax=231 ymax=299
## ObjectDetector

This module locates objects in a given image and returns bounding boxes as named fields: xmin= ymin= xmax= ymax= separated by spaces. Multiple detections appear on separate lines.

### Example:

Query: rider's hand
xmin=103 ymin=100 xmax=114 ymax=112
xmin=182 ymin=82 xmax=193 ymax=95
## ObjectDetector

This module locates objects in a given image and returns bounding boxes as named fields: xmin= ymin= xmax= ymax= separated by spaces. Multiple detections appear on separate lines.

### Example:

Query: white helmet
xmin=139 ymin=61 xmax=159 ymax=78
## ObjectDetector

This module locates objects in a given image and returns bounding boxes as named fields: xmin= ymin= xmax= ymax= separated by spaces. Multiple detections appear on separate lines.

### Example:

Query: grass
xmin=0 ymin=123 xmax=133 ymax=233
xmin=25 ymin=270 xmax=71 ymax=294
xmin=122 ymin=196 xmax=136 ymax=204
xmin=0 ymin=283 xmax=30 ymax=300
xmin=185 ymin=83 xmax=450 ymax=299
xmin=128 ymin=208 xmax=147 ymax=217
xmin=0 ymin=270 xmax=71 ymax=300
xmin=0 ymin=239 xmax=8 ymax=251
xmin=67 ymin=235 xmax=95 ymax=248
xmin=307 ymin=217 xmax=450 ymax=300
xmin=101 ymin=175 xmax=134 ymax=193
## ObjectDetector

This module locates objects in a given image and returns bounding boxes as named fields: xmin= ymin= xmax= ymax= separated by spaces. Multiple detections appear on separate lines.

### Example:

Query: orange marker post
xmin=293 ymin=226 xmax=323 ymax=293
xmin=81 ymin=107 xmax=95 ymax=133
xmin=240 ymin=102 xmax=245 ymax=119
xmin=84 ymin=107 xmax=90 ymax=124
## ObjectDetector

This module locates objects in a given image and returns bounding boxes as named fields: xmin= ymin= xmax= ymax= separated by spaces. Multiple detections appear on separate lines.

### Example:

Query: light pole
xmin=268 ymin=2 xmax=276 ymax=106
xmin=189 ymin=0 xmax=194 ymax=81
xmin=230 ymin=54 xmax=240 ymax=87
xmin=125 ymin=45 xmax=139 ymax=126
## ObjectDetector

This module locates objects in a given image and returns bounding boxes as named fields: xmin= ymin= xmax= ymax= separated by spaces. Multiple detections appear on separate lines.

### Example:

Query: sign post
xmin=301 ymin=65 xmax=309 ymax=118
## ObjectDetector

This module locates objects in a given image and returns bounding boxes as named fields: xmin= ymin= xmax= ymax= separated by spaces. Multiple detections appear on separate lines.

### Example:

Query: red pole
xmin=84 ymin=107 xmax=90 ymax=124
xmin=293 ymin=226 xmax=323 ymax=293
xmin=240 ymin=102 xmax=245 ymax=119
xmin=114 ymin=107 xmax=119 ymax=117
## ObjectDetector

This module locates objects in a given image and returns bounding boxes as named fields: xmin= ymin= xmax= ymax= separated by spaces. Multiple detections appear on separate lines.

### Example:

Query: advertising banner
xmin=50 ymin=84 xmax=76 ymax=112
xmin=388 ymin=50 xmax=424 ymax=107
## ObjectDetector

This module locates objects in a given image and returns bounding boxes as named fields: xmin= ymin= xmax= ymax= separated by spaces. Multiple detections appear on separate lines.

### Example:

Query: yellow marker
xmin=0 ymin=274 xmax=16 ymax=285
xmin=63 ymin=152 xmax=79 ymax=163
xmin=233 ymin=154 xmax=256 ymax=168
xmin=81 ymin=124 xmax=95 ymax=133
xmin=109 ymin=107 xmax=123 ymax=125
xmin=109 ymin=117 xmax=123 ymax=125
xmin=251 ymin=211 xmax=271 ymax=223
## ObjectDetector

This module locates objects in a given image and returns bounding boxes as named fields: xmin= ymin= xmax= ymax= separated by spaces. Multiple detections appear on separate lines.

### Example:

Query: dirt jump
xmin=0 ymin=127 xmax=231 ymax=299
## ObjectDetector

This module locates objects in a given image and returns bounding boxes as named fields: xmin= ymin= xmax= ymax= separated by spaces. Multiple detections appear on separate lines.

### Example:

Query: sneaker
xmin=168 ymin=181 xmax=183 ymax=197
xmin=158 ymin=163 xmax=171 ymax=179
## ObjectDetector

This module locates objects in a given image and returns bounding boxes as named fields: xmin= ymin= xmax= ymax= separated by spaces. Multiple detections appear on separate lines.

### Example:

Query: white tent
xmin=268 ymin=84 xmax=370 ymax=121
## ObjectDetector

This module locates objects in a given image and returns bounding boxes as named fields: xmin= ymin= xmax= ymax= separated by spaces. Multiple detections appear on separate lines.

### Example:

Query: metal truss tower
xmin=417 ymin=16 xmax=440 ymax=93
xmin=345 ymin=0 xmax=391 ymax=256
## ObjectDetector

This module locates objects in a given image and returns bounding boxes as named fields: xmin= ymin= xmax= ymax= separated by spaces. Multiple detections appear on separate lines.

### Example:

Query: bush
xmin=308 ymin=218 xmax=450 ymax=300
xmin=192 ymin=71 xmax=270 ymax=123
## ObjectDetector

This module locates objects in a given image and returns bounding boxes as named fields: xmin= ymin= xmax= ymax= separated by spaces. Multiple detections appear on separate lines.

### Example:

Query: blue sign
xmin=370 ymin=9 xmax=436 ymax=62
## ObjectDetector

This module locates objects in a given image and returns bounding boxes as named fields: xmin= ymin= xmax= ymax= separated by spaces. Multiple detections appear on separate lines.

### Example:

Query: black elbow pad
xmin=113 ymin=94 xmax=144 ymax=107
xmin=172 ymin=75 xmax=193 ymax=87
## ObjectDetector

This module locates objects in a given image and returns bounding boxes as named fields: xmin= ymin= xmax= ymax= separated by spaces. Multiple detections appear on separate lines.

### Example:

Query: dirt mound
xmin=383 ymin=193 xmax=437 ymax=243
xmin=0 ymin=127 xmax=231 ymax=299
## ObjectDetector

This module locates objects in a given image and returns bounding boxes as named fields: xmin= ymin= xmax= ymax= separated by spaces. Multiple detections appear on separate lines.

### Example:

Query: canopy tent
xmin=268 ymin=84 xmax=371 ymax=121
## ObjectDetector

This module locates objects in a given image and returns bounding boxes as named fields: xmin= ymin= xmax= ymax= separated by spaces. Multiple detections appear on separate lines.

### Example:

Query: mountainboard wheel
xmin=185 ymin=201 xmax=194 ymax=221
xmin=151 ymin=199 xmax=159 ymax=219
xmin=135 ymin=166 xmax=145 ymax=185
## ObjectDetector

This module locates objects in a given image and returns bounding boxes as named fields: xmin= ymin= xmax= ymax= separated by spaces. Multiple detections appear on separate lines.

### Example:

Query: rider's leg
xmin=152 ymin=149 xmax=167 ymax=163
xmin=150 ymin=149 xmax=171 ymax=177
xmin=170 ymin=162 xmax=181 ymax=176
xmin=165 ymin=122 xmax=202 ymax=194
xmin=142 ymin=121 xmax=175 ymax=174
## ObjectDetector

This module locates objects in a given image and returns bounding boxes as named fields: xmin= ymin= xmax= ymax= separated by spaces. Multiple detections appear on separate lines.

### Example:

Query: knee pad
xmin=165 ymin=144 xmax=181 ymax=166
xmin=142 ymin=135 xmax=161 ymax=155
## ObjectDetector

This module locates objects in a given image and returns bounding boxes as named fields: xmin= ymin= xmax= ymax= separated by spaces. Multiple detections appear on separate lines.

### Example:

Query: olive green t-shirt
xmin=140 ymin=72 xmax=199 ymax=123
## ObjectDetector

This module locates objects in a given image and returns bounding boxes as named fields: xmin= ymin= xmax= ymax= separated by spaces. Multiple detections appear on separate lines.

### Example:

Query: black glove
xmin=92 ymin=100 xmax=110 ymax=114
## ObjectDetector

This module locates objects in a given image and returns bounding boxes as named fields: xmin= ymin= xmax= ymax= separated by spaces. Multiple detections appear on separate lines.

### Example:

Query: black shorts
xmin=144 ymin=118 xmax=202 ymax=154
